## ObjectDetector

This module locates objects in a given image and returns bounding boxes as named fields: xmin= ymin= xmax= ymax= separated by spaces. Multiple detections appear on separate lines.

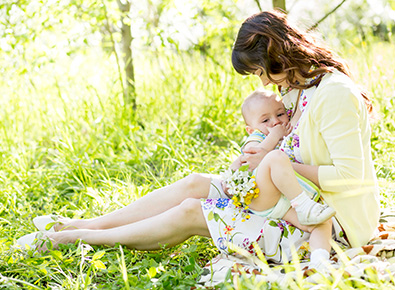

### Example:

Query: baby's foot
xmin=291 ymin=192 xmax=336 ymax=225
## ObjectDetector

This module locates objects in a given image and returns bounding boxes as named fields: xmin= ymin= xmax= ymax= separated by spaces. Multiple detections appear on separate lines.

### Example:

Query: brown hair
xmin=232 ymin=10 xmax=373 ymax=113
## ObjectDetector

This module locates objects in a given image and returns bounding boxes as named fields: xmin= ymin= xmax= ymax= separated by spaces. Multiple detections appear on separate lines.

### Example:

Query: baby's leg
xmin=251 ymin=150 xmax=335 ymax=225
xmin=249 ymin=150 xmax=304 ymax=212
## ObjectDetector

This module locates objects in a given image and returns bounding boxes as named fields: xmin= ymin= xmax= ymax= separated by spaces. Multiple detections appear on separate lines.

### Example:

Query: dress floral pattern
xmin=201 ymin=75 xmax=349 ymax=264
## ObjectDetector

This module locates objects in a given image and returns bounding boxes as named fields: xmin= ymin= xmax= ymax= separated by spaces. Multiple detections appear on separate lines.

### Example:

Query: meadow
xmin=0 ymin=30 xmax=394 ymax=289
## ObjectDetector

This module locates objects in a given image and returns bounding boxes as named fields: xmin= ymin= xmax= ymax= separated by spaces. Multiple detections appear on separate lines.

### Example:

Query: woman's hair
xmin=232 ymin=10 xmax=373 ymax=113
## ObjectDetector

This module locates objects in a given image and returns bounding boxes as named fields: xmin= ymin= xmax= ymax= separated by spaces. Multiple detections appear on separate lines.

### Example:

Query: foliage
xmin=0 ymin=0 xmax=394 ymax=288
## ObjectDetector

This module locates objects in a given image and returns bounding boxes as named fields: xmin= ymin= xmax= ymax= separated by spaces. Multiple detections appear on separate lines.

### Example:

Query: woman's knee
xmin=183 ymin=173 xmax=211 ymax=198
xmin=177 ymin=198 xmax=205 ymax=225
xmin=177 ymin=198 xmax=210 ymax=236
xmin=302 ymin=218 xmax=333 ymax=233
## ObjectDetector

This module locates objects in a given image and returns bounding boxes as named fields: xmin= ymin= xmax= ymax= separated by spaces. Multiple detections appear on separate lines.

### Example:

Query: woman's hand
xmin=229 ymin=156 xmax=243 ymax=171
xmin=240 ymin=146 xmax=268 ymax=171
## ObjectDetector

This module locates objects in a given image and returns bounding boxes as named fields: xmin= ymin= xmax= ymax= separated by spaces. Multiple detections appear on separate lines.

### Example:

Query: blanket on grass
xmin=198 ymin=208 xmax=395 ymax=288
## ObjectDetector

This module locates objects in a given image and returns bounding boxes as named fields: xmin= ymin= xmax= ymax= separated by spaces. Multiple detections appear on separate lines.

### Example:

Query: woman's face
xmin=254 ymin=69 xmax=289 ymax=88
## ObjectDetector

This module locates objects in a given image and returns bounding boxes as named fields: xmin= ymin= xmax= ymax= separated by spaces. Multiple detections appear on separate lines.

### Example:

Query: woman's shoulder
xmin=312 ymin=70 xmax=362 ymax=107
xmin=318 ymin=70 xmax=356 ymax=91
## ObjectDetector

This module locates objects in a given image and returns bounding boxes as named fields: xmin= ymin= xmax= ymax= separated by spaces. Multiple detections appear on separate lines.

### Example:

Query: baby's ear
xmin=245 ymin=126 xmax=254 ymax=135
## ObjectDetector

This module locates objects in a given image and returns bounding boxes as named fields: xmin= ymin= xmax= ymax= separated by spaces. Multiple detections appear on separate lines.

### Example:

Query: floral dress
xmin=201 ymin=77 xmax=349 ymax=263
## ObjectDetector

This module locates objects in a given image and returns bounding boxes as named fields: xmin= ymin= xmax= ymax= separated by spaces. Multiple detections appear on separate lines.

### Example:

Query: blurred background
xmin=1 ymin=1 xmax=395 ymax=288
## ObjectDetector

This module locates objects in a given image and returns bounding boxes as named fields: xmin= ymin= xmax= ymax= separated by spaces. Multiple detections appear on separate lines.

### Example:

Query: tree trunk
xmin=272 ymin=0 xmax=286 ymax=12
xmin=116 ymin=0 xmax=136 ymax=111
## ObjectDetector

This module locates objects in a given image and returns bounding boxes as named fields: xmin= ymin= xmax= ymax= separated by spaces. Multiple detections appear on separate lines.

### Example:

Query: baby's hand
xmin=268 ymin=123 xmax=292 ymax=140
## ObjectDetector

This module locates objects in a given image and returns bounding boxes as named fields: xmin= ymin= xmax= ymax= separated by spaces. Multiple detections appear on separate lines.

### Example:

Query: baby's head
xmin=242 ymin=89 xmax=289 ymax=135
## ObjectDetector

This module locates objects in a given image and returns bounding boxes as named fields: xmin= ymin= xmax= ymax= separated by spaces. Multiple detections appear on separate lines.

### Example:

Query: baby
xmin=226 ymin=88 xmax=335 ymax=269
xmin=230 ymin=89 xmax=292 ymax=171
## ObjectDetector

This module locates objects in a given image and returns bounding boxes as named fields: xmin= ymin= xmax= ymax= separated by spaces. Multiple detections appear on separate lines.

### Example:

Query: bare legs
xmin=44 ymin=198 xmax=210 ymax=251
xmin=56 ymin=173 xmax=212 ymax=231
xmin=283 ymin=209 xmax=332 ymax=252
xmin=41 ymin=150 xmax=332 ymax=257
xmin=249 ymin=149 xmax=306 ymax=212
xmin=250 ymin=149 xmax=333 ymax=256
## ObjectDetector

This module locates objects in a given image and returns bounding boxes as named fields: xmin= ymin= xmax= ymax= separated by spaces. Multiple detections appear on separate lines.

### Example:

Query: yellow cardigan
xmin=296 ymin=70 xmax=380 ymax=248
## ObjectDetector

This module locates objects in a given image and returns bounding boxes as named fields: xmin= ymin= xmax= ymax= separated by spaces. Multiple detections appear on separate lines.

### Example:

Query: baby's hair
xmin=242 ymin=88 xmax=277 ymax=125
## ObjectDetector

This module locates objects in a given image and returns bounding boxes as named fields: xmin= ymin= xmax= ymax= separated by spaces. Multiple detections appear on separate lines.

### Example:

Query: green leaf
xmin=51 ymin=250 xmax=63 ymax=261
xmin=238 ymin=164 xmax=250 ymax=172
xmin=147 ymin=267 xmax=157 ymax=278
xmin=283 ymin=227 xmax=289 ymax=238
xmin=207 ymin=211 xmax=214 ymax=221
xmin=225 ymin=267 xmax=232 ymax=281
xmin=183 ymin=264 xmax=195 ymax=272
xmin=214 ymin=213 xmax=220 ymax=222
xmin=92 ymin=250 xmax=105 ymax=261
xmin=93 ymin=260 xmax=106 ymax=270
xmin=289 ymin=225 xmax=296 ymax=235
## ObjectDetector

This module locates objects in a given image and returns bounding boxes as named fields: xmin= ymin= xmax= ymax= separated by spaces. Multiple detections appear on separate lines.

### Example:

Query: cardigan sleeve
xmin=315 ymin=81 xmax=367 ymax=192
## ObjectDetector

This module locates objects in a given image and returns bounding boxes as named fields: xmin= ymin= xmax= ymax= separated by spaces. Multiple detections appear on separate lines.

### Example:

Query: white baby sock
xmin=309 ymin=248 xmax=330 ymax=270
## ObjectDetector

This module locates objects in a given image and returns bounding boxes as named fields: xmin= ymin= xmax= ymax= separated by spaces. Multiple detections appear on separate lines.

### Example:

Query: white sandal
xmin=33 ymin=215 xmax=69 ymax=232
xmin=16 ymin=231 xmax=51 ymax=251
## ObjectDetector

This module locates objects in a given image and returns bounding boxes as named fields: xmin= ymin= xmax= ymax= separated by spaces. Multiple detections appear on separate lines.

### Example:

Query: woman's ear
xmin=245 ymin=126 xmax=254 ymax=135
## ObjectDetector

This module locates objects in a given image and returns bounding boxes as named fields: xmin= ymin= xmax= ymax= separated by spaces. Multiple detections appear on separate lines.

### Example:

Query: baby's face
xmin=246 ymin=96 xmax=289 ymax=135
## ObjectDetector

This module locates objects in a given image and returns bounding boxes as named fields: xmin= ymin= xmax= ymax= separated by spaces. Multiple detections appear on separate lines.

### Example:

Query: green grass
xmin=0 ymin=35 xmax=394 ymax=289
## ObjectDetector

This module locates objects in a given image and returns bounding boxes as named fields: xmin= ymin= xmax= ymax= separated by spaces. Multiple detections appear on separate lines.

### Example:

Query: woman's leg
xmin=283 ymin=208 xmax=332 ymax=252
xmin=56 ymin=173 xmax=212 ymax=231
xmin=45 ymin=198 xmax=210 ymax=251
xmin=283 ymin=208 xmax=333 ymax=269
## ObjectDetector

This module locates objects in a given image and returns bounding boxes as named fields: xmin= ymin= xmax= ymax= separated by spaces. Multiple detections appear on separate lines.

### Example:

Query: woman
xmin=18 ymin=10 xmax=379 ymax=266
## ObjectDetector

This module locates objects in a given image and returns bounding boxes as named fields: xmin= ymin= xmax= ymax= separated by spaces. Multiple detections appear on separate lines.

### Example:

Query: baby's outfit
xmin=238 ymin=129 xmax=320 ymax=219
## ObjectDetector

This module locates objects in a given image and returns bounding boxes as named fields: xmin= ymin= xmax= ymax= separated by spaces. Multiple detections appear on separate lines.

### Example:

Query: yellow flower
xmin=254 ymin=188 xmax=260 ymax=193
xmin=246 ymin=215 xmax=251 ymax=219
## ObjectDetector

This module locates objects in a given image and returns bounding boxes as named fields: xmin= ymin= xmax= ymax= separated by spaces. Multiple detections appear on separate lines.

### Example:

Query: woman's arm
xmin=312 ymin=79 xmax=369 ymax=192
xmin=292 ymin=163 xmax=320 ymax=187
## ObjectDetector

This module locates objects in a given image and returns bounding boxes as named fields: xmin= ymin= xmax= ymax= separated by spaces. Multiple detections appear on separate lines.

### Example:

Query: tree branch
xmin=308 ymin=0 xmax=347 ymax=32
xmin=253 ymin=0 xmax=263 ymax=11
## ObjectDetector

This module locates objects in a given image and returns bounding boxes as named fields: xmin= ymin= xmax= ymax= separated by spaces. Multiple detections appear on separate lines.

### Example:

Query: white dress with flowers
xmin=201 ymin=78 xmax=349 ymax=263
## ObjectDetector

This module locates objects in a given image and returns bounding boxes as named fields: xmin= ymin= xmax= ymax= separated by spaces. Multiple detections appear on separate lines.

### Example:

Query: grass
xmin=0 ymin=33 xmax=394 ymax=289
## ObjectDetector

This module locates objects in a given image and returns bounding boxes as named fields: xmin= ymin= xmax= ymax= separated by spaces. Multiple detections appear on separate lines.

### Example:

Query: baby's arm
xmin=245 ymin=123 xmax=292 ymax=153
